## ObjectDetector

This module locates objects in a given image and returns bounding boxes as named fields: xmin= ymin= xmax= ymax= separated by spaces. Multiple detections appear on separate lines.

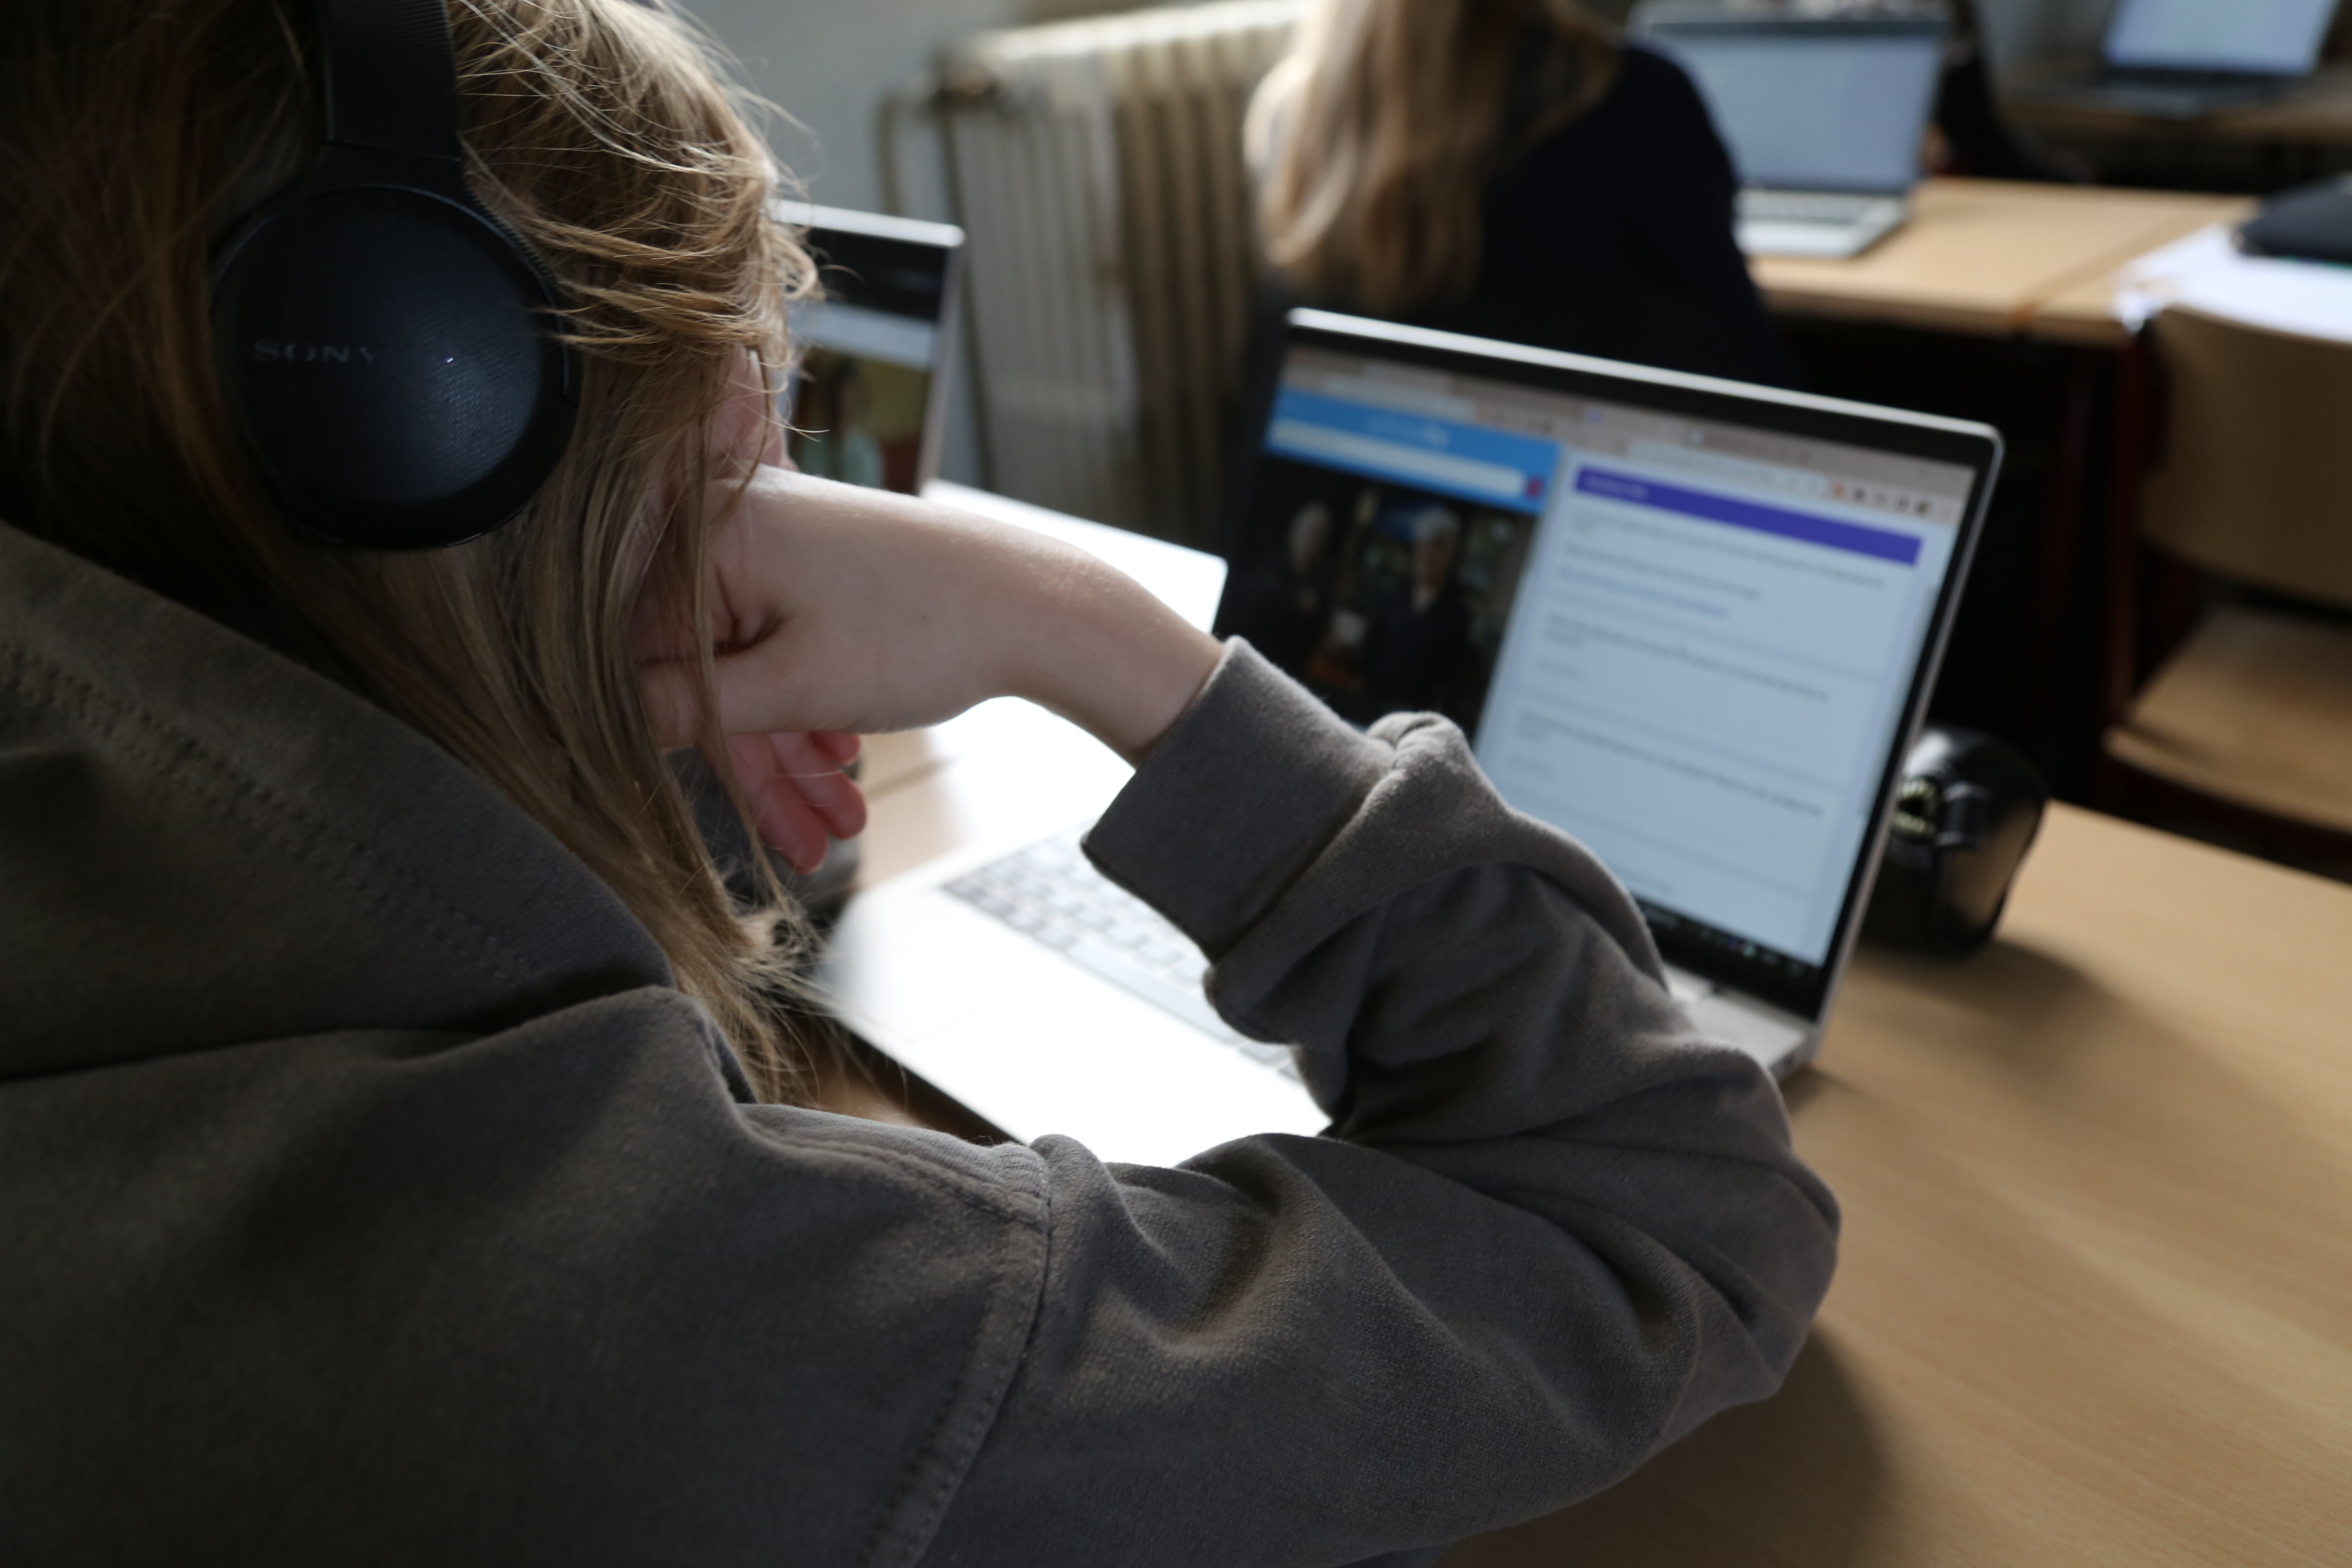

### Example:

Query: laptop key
xmin=943 ymin=833 xmax=1314 ymax=1068
xmin=1062 ymin=935 xmax=1244 ymax=1045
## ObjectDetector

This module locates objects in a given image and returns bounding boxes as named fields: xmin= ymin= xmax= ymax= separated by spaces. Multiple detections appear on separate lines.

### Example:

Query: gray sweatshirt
xmin=0 ymin=519 xmax=1837 ymax=1566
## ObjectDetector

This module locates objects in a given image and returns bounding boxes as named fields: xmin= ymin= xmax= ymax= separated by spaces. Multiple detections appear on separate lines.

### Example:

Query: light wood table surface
xmin=1448 ymin=802 xmax=2352 ymax=1566
xmin=1751 ymin=178 xmax=2252 ymax=347
xmin=842 ymin=719 xmax=2352 ymax=1564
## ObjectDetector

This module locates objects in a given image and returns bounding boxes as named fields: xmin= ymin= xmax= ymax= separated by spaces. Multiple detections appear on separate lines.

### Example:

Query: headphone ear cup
xmin=213 ymin=186 xmax=577 ymax=548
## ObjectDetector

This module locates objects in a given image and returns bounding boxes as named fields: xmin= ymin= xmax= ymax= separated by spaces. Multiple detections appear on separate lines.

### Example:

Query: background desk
xmin=2002 ymin=66 xmax=2352 ymax=192
xmin=1453 ymin=802 xmax=2352 ymax=1566
xmin=1744 ymin=178 xmax=2255 ymax=803
xmin=1750 ymin=177 xmax=2250 ymax=345
xmin=827 ymin=488 xmax=2352 ymax=1561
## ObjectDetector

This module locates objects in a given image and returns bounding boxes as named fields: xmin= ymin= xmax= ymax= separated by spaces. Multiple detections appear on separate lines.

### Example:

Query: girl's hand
xmin=722 ymin=727 xmax=866 ymax=875
xmin=634 ymin=468 xmax=1222 ymax=769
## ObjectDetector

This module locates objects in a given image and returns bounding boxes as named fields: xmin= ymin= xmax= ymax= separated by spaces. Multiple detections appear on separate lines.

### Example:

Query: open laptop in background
xmin=2009 ymin=0 xmax=2339 ymax=120
xmin=1632 ymin=4 xmax=1948 ymax=259
xmin=688 ymin=205 xmax=965 ymax=914
xmin=821 ymin=311 xmax=2000 ymax=1166
xmin=775 ymin=202 xmax=964 ymax=493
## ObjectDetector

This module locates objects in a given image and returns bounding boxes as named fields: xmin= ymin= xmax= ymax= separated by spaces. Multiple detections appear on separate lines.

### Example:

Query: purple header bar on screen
xmin=1575 ymin=467 xmax=1922 ymax=566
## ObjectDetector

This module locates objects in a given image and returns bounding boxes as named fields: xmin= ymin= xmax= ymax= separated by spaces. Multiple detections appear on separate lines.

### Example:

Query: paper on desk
xmin=2114 ymin=223 xmax=2352 ymax=344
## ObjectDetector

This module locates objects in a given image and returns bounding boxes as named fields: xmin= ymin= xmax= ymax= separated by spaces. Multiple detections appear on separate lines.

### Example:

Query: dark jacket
xmin=1446 ymin=43 xmax=1792 ymax=385
xmin=0 ymin=519 xmax=1836 ymax=1564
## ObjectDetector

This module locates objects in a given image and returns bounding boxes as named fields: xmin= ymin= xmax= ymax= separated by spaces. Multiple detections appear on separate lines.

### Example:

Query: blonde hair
xmin=0 ymin=0 xmax=821 ymax=1099
xmin=1252 ymin=0 xmax=1619 ymax=316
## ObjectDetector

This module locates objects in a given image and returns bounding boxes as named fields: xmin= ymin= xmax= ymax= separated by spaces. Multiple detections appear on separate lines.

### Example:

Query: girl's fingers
xmin=641 ymin=644 xmax=830 ymax=751
xmin=756 ymin=731 xmax=867 ymax=842
xmin=746 ymin=779 xmax=830 ymax=874
xmin=725 ymin=731 xmax=869 ymax=873
xmin=811 ymin=729 xmax=863 ymax=765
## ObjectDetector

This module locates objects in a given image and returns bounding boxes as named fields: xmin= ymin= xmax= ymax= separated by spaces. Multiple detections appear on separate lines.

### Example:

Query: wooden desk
xmin=1450 ymin=802 xmax=2352 ymax=1566
xmin=842 ymin=712 xmax=2352 ymax=1562
xmin=1749 ymin=180 xmax=2254 ymax=787
xmin=1751 ymin=178 xmax=2250 ymax=346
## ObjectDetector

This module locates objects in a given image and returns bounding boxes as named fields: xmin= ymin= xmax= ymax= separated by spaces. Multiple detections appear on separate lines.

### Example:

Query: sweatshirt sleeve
xmin=923 ymin=642 xmax=1839 ymax=1564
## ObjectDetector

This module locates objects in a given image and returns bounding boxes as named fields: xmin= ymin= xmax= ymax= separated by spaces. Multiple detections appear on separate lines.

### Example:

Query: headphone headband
xmin=316 ymin=0 xmax=462 ymax=162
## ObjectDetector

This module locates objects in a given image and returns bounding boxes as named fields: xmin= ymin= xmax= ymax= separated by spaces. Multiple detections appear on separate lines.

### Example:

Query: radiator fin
xmin=946 ymin=1 xmax=1303 ymax=547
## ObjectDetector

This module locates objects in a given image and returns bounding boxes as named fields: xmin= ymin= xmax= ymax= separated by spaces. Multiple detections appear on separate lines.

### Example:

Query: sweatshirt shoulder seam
xmin=857 ymin=1148 xmax=1052 ymax=1567
xmin=0 ymin=639 xmax=540 ymax=990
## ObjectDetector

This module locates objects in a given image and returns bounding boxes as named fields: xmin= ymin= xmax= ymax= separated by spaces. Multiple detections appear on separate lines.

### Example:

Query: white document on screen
xmin=1473 ymin=447 xmax=1954 ymax=968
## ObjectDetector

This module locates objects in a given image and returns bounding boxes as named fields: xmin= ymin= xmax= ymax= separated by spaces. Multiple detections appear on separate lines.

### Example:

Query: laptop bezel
xmin=1630 ymin=7 xmax=1950 ymax=199
xmin=1220 ymin=308 xmax=2003 ymax=1024
xmin=775 ymin=201 xmax=967 ymax=492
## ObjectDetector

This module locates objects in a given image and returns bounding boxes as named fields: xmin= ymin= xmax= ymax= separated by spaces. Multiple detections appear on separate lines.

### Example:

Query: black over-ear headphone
xmin=211 ymin=0 xmax=579 ymax=549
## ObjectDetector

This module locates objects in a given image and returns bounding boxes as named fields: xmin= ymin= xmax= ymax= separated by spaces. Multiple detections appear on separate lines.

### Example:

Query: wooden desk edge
xmin=1756 ymin=181 xmax=2255 ymax=346
xmin=1757 ymin=280 xmax=2034 ymax=340
xmin=2027 ymin=197 xmax=2258 ymax=346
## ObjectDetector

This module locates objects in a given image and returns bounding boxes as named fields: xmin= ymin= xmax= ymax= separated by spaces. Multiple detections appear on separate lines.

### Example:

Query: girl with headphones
xmin=0 ymin=2 xmax=1835 ymax=1560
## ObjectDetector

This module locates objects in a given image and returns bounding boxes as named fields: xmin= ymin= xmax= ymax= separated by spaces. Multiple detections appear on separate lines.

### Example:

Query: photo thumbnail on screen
xmin=1225 ymin=388 xmax=1550 ymax=729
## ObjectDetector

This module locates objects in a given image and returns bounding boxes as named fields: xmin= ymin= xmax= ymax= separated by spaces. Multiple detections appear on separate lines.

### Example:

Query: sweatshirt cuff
xmin=1081 ymin=641 xmax=1388 ymax=957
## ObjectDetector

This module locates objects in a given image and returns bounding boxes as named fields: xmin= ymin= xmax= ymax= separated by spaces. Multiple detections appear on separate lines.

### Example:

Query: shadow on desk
xmin=1444 ymin=1336 xmax=1891 ymax=1566
xmin=1449 ymin=863 xmax=2352 ymax=1564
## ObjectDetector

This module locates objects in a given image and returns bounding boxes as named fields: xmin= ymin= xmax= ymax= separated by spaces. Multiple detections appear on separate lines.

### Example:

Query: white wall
xmin=680 ymin=0 xmax=1140 ymax=485
xmin=680 ymin=0 xmax=2136 ymax=214
xmin=680 ymin=0 xmax=1119 ymax=216
xmin=678 ymin=0 xmax=2125 ymax=485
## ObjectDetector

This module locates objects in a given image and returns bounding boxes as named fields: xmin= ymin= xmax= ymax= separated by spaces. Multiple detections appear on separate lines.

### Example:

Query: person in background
xmin=0 ymin=0 xmax=1837 ymax=1561
xmin=1249 ymin=0 xmax=1793 ymax=385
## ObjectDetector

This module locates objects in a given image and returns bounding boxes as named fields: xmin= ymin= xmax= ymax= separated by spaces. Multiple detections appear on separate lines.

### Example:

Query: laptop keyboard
xmin=944 ymin=832 xmax=1302 ymax=1082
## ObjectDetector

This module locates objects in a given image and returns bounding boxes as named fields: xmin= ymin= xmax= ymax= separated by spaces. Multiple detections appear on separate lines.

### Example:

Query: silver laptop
xmin=821 ymin=311 xmax=2000 ymax=1166
xmin=776 ymin=202 xmax=964 ymax=494
xmin=1633 ymin=5 xmax=1948 ymax=259
xmin=2011 ymin=0 xmax=2337 ymax=121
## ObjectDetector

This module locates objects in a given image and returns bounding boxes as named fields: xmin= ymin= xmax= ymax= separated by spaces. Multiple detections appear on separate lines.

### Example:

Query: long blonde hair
xmin=0 ymin=0 xmax=820 ymax=1098
xmin=1252 ymin=0 xmax=1619 ymax=316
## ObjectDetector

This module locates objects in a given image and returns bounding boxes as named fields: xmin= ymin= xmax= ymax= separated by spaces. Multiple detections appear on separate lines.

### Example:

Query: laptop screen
xmin=2104 ymin=0 xmax=2336 ymax=76
xmin=1635 ymin=18 xmax=1946 ymax=195
xmin=1221 ymin=314 xmax=1993 ymax=1018
xmin=778 ymin=204 xmax=964 ymax=494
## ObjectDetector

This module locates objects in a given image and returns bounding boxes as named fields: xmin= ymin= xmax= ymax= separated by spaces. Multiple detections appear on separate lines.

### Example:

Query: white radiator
xmin=940 ymin=1 xmax=1303 ymax=548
